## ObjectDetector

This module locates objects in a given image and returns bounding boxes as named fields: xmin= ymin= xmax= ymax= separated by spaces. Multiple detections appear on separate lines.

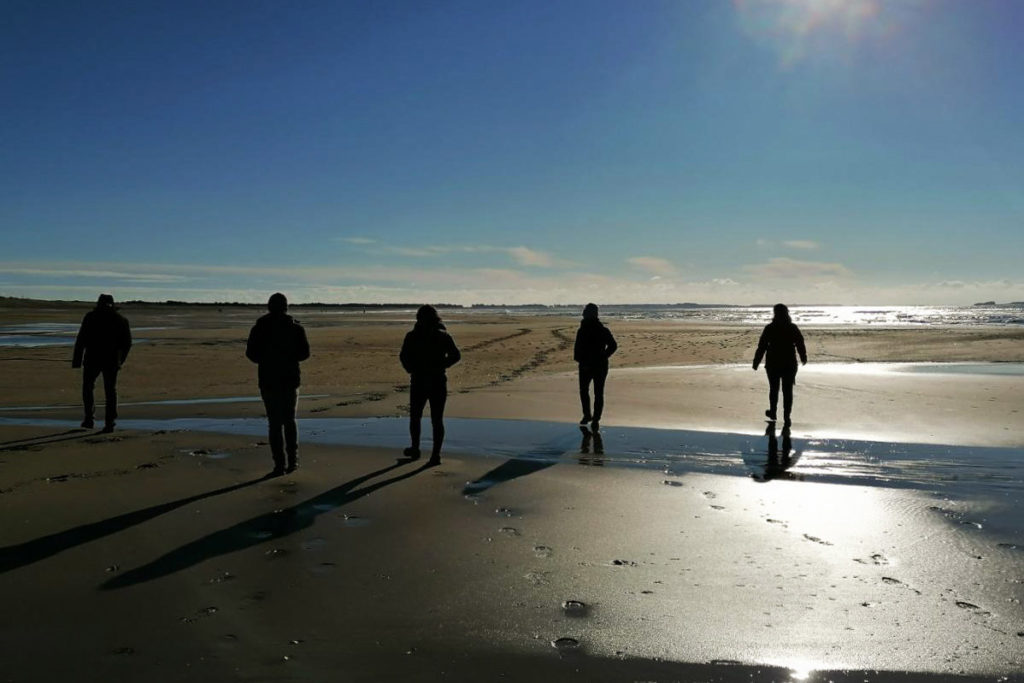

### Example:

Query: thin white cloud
xmin=742 ymin=257 xmax=852 ymax=280
xmin=627 ymin=257 xmax=676 ymax=276
xmin=338 ymin=237 xmax=377 ymax=245
xmin=507 ymin=246 xmax=556 ymax=268
xmin=372 ymin=244 xmax=564 ymax=268
xmin=0 ymin=267 xmax=188 ymax=283
xmin=783 ymin=240 xmax=820 ymax=250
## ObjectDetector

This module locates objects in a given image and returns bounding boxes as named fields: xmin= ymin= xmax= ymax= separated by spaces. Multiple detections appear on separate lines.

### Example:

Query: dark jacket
xmin=753 ymin=320 xmax=807 ymax=373
xmin=246 ymin=312 xmax=310 ymax=389
xmin=574 ymin=318 xmax=617 ymax=367
xmin=400 ymin=323 xmax=461 ymax=378
xmin=72 ymin=308 xmax=132 ymax=369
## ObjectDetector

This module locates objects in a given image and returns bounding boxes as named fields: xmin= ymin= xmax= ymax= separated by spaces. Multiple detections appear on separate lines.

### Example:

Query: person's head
xmin=582 ymin=303 xmax=599 ymax=320
xmin=773 ymin=303 xmax=790 ymax=322
xmin=96 ymin=293 xmax=115 ymax=309
xmin=416 ymin=304 xmax=440 ymax=326
xmin=267 ymin=292 xmax=288 ymax=314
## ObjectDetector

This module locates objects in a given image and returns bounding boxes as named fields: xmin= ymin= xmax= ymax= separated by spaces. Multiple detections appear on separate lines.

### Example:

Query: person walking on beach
xmin=399 ymin=305 xmax=461 ymax=466
xmin=574 ymin=303 xmax=617 ymax=431
xmin=752 ymin=303 xmax=807 ymax=427
xmin=72 ymin=293 xmax=132 ymax=433
xmin=246 ymin=293 xmax=310 ymax=476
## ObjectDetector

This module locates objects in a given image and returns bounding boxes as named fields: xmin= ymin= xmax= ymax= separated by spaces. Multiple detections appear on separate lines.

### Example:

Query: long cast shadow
xmin=0 ymin=475 xmax=268 ymax=573
xmin=462 ymin=430 xmax=580 ymax=496
xmin=0 ymin=429 xmax=93 ymax=451
xmin=102 ymin=460 xmax=432 ymax=590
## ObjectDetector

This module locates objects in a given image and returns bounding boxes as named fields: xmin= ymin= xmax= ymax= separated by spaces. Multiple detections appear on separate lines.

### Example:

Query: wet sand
xmin=1 ymin=303 xmax=1023 ymax=681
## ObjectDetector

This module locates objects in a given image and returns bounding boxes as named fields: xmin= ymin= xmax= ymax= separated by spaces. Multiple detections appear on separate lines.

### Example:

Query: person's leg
xmin=81 ymin=365 xmax=101 ymax=428
xmin=766 ymin=369 xmax=780 ymax=420
xmin=427 ymin=379 xmax=448 ymax=463
xmin=283 ymin=388 xmax=299 ymax=470
xmin=781 ymin=372 xmax=795 ymax=425
xmin=101 ymin=366 xmax=119 ymax=431
xmin=406 ymin=379 xmax=427 ymax=457
xmin=591 ymin=366 xmax=608 ymax=426
xmin=578 ymin=366 xmax=593 ymax=422
xmin=261 ymin=388 xmax=286 ymax=472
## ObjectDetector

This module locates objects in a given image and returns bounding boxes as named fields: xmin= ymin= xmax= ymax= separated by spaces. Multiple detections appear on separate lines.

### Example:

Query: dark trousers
xmin=83 ymin=364 xmax=119 ymax=426
xmin=578 ymin=364 xmax=609 ymax=421
xmin=409 ymin=375 xmax=447 ymax=456
xmin=765 ymin=367 xmax=796 ymax=420
xmin=261 ymin=386 xmax=299 ymax=466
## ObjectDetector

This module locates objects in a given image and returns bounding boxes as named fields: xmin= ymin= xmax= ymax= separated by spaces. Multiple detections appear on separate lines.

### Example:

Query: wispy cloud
xmin=627 ymin=257 xmax=676 ymax=276
xmin=368 ymin=244 xmax=565 ymax=268
xmin=338 ymin=237 xmax=377 ymax=245
xmin=0 ymin=267 xmax=188 ymax=283
xmin=742 ymin=257 xmax=851 ymax=280
xmin=783 ymin=240 xmax=820 ymax=250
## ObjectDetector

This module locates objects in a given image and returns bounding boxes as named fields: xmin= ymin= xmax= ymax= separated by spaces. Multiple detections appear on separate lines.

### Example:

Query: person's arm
xmin=444 ymin=334 xmax=461 ymax=369
xmin=604 ymin=327 xmax=617 ymax=358
xmin=795 ymin=326 xmax=807 ymax=365
xmin=119 ymin=317 xmax=132 ymax=366
xmin=295 ymin=324 xmax=311 ymax=362
xmin=573 ymin=328 xmax=583 ymax=363
xmin=752 ymin=326 xmax=768 ymax=370
xmin=71 ymin=316 xmax=87 ymax=368
xmin=399 ymin=333 xmax=413 ymax=374
xmin=245 ymin=325 xmax=261 ymax=364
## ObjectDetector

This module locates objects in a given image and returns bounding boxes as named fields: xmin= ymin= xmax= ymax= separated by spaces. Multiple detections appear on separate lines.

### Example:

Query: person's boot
xmin=286 ymin=454 xmax=299 ymax=473
xmin=81 ymin=418 xmax=94 ymax=429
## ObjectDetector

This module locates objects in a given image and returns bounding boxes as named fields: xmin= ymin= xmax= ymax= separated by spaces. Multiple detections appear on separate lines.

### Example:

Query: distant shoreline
xmin=3 ymin=295 xmax=1022 ymax=309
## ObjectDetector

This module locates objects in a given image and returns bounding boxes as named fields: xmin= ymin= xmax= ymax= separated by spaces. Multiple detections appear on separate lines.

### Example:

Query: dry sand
xmin=1 ymin=303 xmax=1023 ymax=681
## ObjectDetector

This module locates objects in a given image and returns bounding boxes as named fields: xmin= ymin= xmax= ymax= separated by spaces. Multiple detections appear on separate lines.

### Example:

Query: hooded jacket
xmin=574 ymin=317 xmax=617 ymax=367
xmin=753 ymin=319 xmax=807 ymax=373
xmin=72 ymin=306 xmax=132 ymax=368
xmin=400 ymin=322 xmax=460 ymax=378
xmin=246 ymin=312 xmax=310 ymax=389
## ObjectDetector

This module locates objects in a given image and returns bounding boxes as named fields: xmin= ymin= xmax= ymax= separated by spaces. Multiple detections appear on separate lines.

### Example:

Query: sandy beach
xmin=2 ymin=303 xmax=1023 ymax=681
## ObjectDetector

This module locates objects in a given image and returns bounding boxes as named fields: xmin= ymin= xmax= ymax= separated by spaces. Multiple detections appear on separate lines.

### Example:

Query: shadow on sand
xmin=461 ymin=430 xmax=581 ymax=496
xmin=102 ymin=459 xmax=432 ymax=590
xmin=0 ymin=475 xmax=269 ymax=573
xmin=0 ymin=428 xmax=94 ymax=451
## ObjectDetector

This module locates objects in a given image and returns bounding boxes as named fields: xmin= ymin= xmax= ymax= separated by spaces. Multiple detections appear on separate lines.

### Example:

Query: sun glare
xmin=734 ymin=0 xmax=903 ymax=66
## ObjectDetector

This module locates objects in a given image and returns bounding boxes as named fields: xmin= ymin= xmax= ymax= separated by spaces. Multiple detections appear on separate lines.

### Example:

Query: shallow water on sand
xmin=3 ymin=415 xmax=1020 ymax=498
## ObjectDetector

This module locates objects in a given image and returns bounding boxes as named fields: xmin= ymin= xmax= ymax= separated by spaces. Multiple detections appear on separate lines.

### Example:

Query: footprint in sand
xmin=551 ymin=637 xmax=581 ymax=651
xmin=561 ymin=600 xmax=589 ymax=617
xmin=702 ymin=491 xmax=717 ymax=499
xmin=533 ymin=545 xmax=553 ymax=558
xmin=803 ymin=534 xmax=833 ymax=546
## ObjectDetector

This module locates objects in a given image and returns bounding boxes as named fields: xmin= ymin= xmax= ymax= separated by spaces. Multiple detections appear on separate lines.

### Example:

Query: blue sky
xmin=2 ymin=0 xmax=1022 ymax=305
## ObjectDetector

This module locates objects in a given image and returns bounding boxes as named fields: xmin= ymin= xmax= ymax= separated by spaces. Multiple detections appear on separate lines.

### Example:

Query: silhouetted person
xmin=72 ymin=293 xmax=132 ymax=433
xmin=752 ymin=303 xmax=807 ymax=427
xmin=574 ymin=303 xmax=617 ymax=431
xmin=246 ymin=293 xmax=310 ymax=476
xmin=400 ymin=305 xmax=461 ymax=466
